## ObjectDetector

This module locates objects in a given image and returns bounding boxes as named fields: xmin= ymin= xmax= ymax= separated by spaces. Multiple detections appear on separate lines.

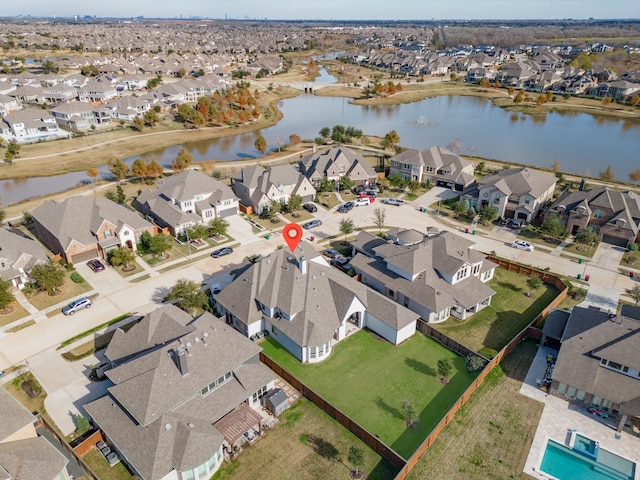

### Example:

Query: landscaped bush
xmin=70 ymin=272 xmax=84 ymax=284
xmin=478 ymin=347 xmax=498 ymax=359
xmin=147 ymin=257 xmax=162 ymax=265
xmin=629 ymin=243 xmax=639 ymax=252
xmin=65 ymin=262 xmax=75 ymax=271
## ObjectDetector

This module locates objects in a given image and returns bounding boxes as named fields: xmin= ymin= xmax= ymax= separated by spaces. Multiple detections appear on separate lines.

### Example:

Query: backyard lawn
xmin=406 ymin=339 xmax=543 ymax=480
xmin=433 ymin=268 xmax=560 ymax=352
xmin=212 ymin=399 xmax=398 ymax=480
xmin=261 ymin=330 xmax=476 ymax=459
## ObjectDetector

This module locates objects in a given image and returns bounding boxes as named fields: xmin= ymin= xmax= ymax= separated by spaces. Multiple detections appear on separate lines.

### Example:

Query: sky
xmin=3 ymin=0 xmax=639 ymax=20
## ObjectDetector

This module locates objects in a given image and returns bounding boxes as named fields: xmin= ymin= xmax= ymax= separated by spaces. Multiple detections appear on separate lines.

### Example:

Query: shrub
xmin=65 ymin=262 xmax=75 ymax=271
xmin=629 ymin=243 xmax=639 ymax=252
xmin=70 ymin=272 xmax=84 ymax=284
xmin=478 ymin=347 xmax=498 ymax=359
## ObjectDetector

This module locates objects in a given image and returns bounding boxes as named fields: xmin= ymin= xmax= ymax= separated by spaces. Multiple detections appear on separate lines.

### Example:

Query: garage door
xmin=218 ymin=208 xmax=237 ymax=218
xmin=70 ymin=249 xmax=99 ymax=264
xmin=601 ymin=234 xmax=628 ymax=247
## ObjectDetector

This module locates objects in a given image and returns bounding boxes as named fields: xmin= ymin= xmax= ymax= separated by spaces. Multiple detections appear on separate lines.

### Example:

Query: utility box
xmin=264 ymin=388 xmax=289 ymax=417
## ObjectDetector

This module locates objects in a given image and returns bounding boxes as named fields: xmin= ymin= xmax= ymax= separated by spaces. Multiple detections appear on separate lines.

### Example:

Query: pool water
xmin=540 ymin=440 xmax=635 ymax=480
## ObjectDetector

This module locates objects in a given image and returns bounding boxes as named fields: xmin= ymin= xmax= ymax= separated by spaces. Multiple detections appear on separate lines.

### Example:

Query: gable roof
xmin=0 ymin=437 xmax=68 ymax=480
xmin=0 ymin=388 xmax=35 ymax=443
xmin=298 ymin=146 xmax=376 ymax=181
xmin=479 ymin=167 xmax=556 ymax=199
xmin=150 ymin=170 xmax=236 ymax=204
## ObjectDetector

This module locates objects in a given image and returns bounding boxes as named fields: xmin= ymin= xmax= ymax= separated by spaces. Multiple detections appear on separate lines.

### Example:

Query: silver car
xmin=62 ymin=296 xmax=93 ymax=315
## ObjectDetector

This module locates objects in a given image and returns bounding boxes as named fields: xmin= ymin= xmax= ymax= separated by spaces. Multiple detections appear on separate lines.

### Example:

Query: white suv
xmin=354 ymin=197 xmax=371 ymax=206
xmin=511 ymin=240 xmax=534 ymax=251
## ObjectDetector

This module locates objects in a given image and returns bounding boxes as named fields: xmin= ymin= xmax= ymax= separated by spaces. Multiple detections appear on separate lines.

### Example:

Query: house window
xmin=392 ymin=161 xmax=399 ymax=166
xmin=183 ymin=469 xmax=195 ymax=480
xmin=566 ymin=385 xmax=577 ymax=398
xmin=271 ymin=325 xmax=277 ymax=336
xmin=207 ymin=455 xmax=216 ymax=470
xmin=252 ymin=385 xmax=268 ymax=402
xmin=455 ymin=266 xmax=470 ymax=281
xmin=472 ymin=264 xmax=480 ymax=275
xmin=310 ymin=346 xmax=316 ymax=359
xmin=557 ymin=383 xmax=567 ymax=395
xmin=593 ymin=209 xmax=603 ymax=219
xmin=197 ymin=464 xmax=207 ymax=478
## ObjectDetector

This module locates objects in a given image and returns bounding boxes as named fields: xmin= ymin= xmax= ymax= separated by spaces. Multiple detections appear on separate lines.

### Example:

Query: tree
xmin=453 ymin=200 xmax=468 ymax=219
xmin=526 ymin=276 xmax=543 ymax=296
xmin=108 ymin=247 xmax=136 ymax=270
xmin=108 ymin=158 xmax=129 ymax=183
xmin=147 ymin=160 xmax=164 ymax=181
xmin=86 ymin=167 xmax=99 ymax=195
xmin=598 ymin=165 xmax=614 ymax=183
xmin=372 ymin=207 xmax=386 ymax=232
xmin=575 ymin=226 xmax=599 ymax=246
xmin=0 ymin=209 xmax=5 ymax=225
xmin=339 ymin=218 xmax=354 ymax=243
xmin=116 ymin=185 xmax=126 ymax=204
xmin=407 ymin=180 xmax=420 ymax=195
xmin=148 ymin=233 xmax=173 ymax=259
xmin=187 ymin=224 xmax=209 ymax=240
xmin=382 ymin=130 xmax=400 ymax=150
xmin=475 ymin=161 xmax=485 ymax=175
xmin=401 ymin=399 xmax=417 ymax=427
xmin=289 ymin=133 xmax=301 ymax=149
xmin=387 ymin=173 xmax=407 ymax=189
xmin=131 ymin=158 xmax=149 ymax=182
xmin=0 ymin=278 xmax=16 ymax=313
xmin=208 ymin=217 xmax=229 ymax=237
xmin=287 ymin=194 xmax=303 ymax=217
xmin=7 ymin=141 xmax=20 ymax=158
xmin=627 ymin=285 xmax=640 ymax=305
xmin=602 ymin=96 xmax=612 ymax=107
xmin=132 ymin=116 xmax=145 ymax=132
xmin=348 ymin=446 xmax=365 ymax=478
xmin=30 ymin=260 xmax=65 ymax=295
xmin=628 ymin=167 xmax=640 ymax=186
xmin=164 ymin=278 xmax=207 ymax=316
xmin=143 ymin=109 xmax=159 ymax=126
xmin=74 ymin=414 xmax=91 ymax=436
xmin=478 ymin=205 xmax=499 ymax=225
xmin=319 ymin=127 xmax=331 ymax=138
xmin=171 ymin=148 xmax=193 ymax=173
xmin=339 ymin=176 xmax=355 ymax=192
xmin=630 ymin=95 xmax=640 ymax=107
xmin=540 ymin=213 xmax=568 ymax=241
xmin=254 ymin=135 xmax=267 ymax=156
xmin=465 ymin=354 xmax=485 ymax=373
xmin=437 ymin=359 xmax=452 ymax=384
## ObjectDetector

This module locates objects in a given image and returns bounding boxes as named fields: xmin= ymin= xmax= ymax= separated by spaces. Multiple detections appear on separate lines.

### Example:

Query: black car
xmin=303 ymin=203 xmax=318 ymax=213
xmin=87 ymin=259 xmax=105 ymax=272
xmin=303 ymin=219 xmax=322 ymax=230
xmin=212 ymin=247 xmax=233 ymax=258
xmin=338 ymin=202 xmax=355 ymax=213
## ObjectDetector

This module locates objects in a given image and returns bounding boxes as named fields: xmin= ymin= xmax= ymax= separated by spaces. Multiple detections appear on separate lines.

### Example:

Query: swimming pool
xmin=540 ymin=439 xmax=635 ymax=480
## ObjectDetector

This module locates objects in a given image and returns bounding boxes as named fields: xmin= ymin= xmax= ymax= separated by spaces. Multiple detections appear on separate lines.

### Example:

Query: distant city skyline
xmin=3 ymin=0 xmax=639 ymax=20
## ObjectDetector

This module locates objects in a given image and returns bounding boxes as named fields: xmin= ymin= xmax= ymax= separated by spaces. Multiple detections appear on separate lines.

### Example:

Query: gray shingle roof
xmin=0 ymin=437 xmax=68 ymax=480
xmin=0 ymin=388 xmax=35 ymax=443
xmin=478 ymin=167 xmax=556 ymax=198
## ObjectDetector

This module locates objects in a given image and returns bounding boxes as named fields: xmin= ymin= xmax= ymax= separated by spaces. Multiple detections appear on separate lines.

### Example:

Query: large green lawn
xmin=433 ymin=268 xmax=560 ymax=352
xmin=261 ymin=330 xmax=476 ymax=459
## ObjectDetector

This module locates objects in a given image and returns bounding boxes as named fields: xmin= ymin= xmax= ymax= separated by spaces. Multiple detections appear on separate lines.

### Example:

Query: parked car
xmin=210 ymin=283 xmax=222 ymax=295
xmin=353 ymin=185 xmax=365 ymax=194
xmin=383 ymin=198 xmax=404 ymax=206
xmin=354 ymin=197 xmax=371 ymax=206
xmin=303 ymin=203 xmax=318 ymax=213
xmin=211 ymin=247 xmax=233 ymax=258
xmin=322 ymin=249 xmax=342 ymax=259
xmin=358 ymin=194 xmax=375 ymax=202
xmin=62 ymin=296 xmax=92 ymax=315
xmin=511 ymin=240 xmax=534 ymax=251
xmin=338 ymin=202 xmax=355 ymax=213
xmin=511 ymin=218 xmax=525 ymax=229
xmin=303 ymin=219 xmax=322 ymax=229
xmin=366 ymin=183 xmax=380 ymax=192
xmin=86 ymin=259 xmax=105 ymax=272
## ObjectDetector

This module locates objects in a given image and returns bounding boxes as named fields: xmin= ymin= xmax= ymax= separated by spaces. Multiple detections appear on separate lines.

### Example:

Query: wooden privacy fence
xmin=392 ymin=258 xmax=568 ymax=479
xmin=259 ymin=352 xmax=407 ymax=470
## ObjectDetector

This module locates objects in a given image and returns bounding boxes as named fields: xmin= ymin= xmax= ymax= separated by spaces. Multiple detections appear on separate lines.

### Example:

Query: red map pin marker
xmin=283 ymin=223 xmax=303 ymax=252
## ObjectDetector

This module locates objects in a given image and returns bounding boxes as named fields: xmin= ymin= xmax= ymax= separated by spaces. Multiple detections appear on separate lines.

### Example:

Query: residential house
xmin=230 ymin=164 xmax=316 ymax=214
xmin=464 ymin=167 xmax=557 ymax=223
xmin=298 ymin=146 xmax=378 ymax=188
xmin=495 ymin=61 xmax=538 ymax=88
xmin=544 ymin=187 xmax=640 ymax=248
xmin=389 ymin=146 xmax=476 ymax=191
xmin=103 ymin=95 xmax=151 ymax=121
xmin=0 ymin=109 xmax=70 ymax=144
xmin=76 ymin=80 xmax=118 ymax=103
xmin=590 ymin=80 xmax=640 ymax=100
xmin=31 ymin=196 xmax=155 ymax=263
xmin=0 ymin=387 xmax=71 ymax=480
xmin=0 ymin=94 xmax=20 ymax=116
xmin=40 ymin=84 xmax=77 ymax=104
xmin=0 ymin=227 xmax=48 ymax=289
xmin=350 ymin=229 xmax=496 ymax=322
xmin=133 ymin=170 xmax=239 ymax=236
xmin=85 ymin=304 xmax=276 ymax=480
xmin=214 ymin=243 xmax=419 ymax=363
xmin=50 ymin=101 xmax=97 ymax=131
xmin=546 ymin=305 xmax=640 ymax=432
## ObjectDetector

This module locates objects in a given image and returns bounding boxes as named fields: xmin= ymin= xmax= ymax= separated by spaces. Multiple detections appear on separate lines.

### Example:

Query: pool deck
xmin=521 ymin=345 xmax=640 ymax=480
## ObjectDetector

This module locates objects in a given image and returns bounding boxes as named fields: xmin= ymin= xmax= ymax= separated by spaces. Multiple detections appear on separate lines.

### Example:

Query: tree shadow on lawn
xmin=390 ymin=368 xmax=475 ymax=459
xmin=494 ymin=280 xmax=521 ymax=292
xmin=375 ymin=396 xmax=404 ymax=422
xmin=306 ymin=434 xmax=340 ymax=462
xmin=405 ymin=357 xmax=436 ymax=377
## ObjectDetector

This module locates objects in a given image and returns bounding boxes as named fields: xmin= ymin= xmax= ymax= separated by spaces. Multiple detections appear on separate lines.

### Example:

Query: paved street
xmin=0 ymin=187 xmax=637 ymax=434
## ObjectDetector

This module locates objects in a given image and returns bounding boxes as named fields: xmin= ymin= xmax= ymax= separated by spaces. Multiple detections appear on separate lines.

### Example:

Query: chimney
xmin=299 ymin=256 xmax=307 ymax=275
xmin=175 ymin=347 xmax=188 ymax=376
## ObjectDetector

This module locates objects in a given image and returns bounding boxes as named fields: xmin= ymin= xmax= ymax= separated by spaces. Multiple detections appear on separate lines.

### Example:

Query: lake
xmin=2 ymin=91 xmax=639 ymax=207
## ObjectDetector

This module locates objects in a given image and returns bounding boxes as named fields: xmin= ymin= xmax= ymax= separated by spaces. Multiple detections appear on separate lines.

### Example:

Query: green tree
xmin=30 ymin=260 xmax=65 ymax=295
xmin=7 ymin=141 xmax=20 ymax=157
xmin=339 ymin=218 xmax=354 ymax=243
xmin=140 ymin=230 xmax=153 ymax=253
xmin=108 ymin=247 xmax=136 ymax=269
xmin=372 ymin=207 xmax=386 ymax=232
xmin=479 ymin=205 xmax=499 ymax=225
xmin=319 ymin=127 xmax=331 ymax=138
xmin=171 ymin=148 xmax=193 ymax=173
xmin=627 ymin=285 xmax=640 ymax=305
xmin=475 ymin=161 xmax=485 ymax=175
xmin=540 ymin=213 xmax=568 ymax=240
xmin=132 ymin=116 xmax=145 ymax=132
xmin=116 ymin=185 xmax=126 ymax=204
xmin=208 ymin=217 xmax=229 ymax=237
xmin=108 ymin=158 xmax=129 ymax=183
xmin=453 ymin=200 xmax=468 ymax=219
xmin=387 ymin=173 xmax=407 ymax=189
xmin=465 ymin=354 xmax=485 ymax=373
xmin=598 ymin=165 xmax=614 ymax=182
xmin=0 ymin=278 xmax=16 ymax=312
xmin=401 ymin=399 xmax=417 ymax=427
xmin=437 ymin=359 xmax=452 ymax=384
xmin=339 ymin=176 xmax=355 ymax=192
xmin=407 ymin=180 xmax=420 ymax=195
xmin=254 ymin=135 xmax=267 ymax=156
xmin=164 ymin=278 xmax=207 ymax=316
xmin=287 ymin=194 xmax=303 ymax=217
xmin=575 ymin=226 xmax=599 ymax=246
xmin=187 ymin=224 xmax=209 ymax=240
xmin=74 ymin=414 xmax=91 ymax=436
xmin=149 ymin=233 xmax=173 ymax=259
xmin=348 ymin=446 xmax=365 ymax=478
xmin=526 ymin=276 xmax=543 ymax=296
xmin=143 ymin=109 xmax=159 ymax=126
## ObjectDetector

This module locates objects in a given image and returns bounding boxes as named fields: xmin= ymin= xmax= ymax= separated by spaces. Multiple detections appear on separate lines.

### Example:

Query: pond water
xmin=2 ymin=90 xmax=639 ymax=207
